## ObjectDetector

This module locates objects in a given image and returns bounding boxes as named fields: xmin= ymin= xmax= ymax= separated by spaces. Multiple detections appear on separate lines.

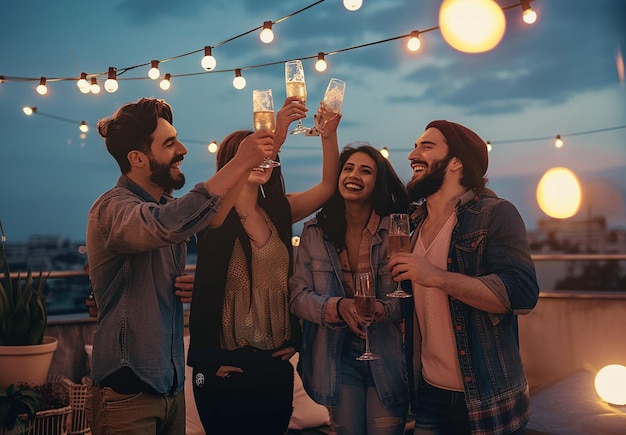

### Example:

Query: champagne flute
xmin=355 ymin=272 xmax=381 ymax=361
xmin=387 ymin=213 xmax=413 ymax=298
xmin=317 ymin=78 xmax=346 ymax=131
xmin=252 ymin=89 xmax=280 ymax=168
xmin=285 ymin=60 xmax=309 ymax=134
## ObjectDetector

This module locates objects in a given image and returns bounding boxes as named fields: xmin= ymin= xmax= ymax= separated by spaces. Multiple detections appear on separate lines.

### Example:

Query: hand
xmin=338 ymin=298 xmax=366 ymax=339
xmin=174 ymin=274 xmax=194 ymax=303
xmin=216 ymin=365 xmax=244 ymax=379
xmin=388 ymin=251 xmax=439 ymax=287
xmin=272 ymin=346 xmax=296 ymax=361
xmin=274 ymin=97 xmax=307 ymax=147
xmin=314 ymin=102 xmax=341 ymax=137
xmin=236 ymin=129 xmax=275 ymax=169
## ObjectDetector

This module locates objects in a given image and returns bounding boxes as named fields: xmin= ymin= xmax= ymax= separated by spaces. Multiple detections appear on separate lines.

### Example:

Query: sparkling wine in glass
xmin=355 ymin=272 xmax=381 ymax=361
xmin=285 ymin=60 xmax=309 ymax=134
xmin=387 ymin=213 xmax=412 ymax=298
xmin=252 ymin=89 xmax=280 ymax=168
xmin=317 ymin=78 xmax=346 ymax=130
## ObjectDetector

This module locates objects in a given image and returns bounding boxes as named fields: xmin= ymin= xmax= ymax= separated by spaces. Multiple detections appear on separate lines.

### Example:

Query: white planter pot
xmin=0 ymin=336 xmax=58 ymax=388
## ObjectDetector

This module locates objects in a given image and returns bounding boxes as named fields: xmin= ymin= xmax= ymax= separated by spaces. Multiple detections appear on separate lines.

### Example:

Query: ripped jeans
xmin=330 ymin=336 xmax=408 ymax=435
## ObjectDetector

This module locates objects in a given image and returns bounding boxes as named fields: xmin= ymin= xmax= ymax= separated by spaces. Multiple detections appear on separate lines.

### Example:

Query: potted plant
xmin=0 ymin=219 xmax=57 ymax=389
xmin=0 ymin=377 xmax=71 ymax=435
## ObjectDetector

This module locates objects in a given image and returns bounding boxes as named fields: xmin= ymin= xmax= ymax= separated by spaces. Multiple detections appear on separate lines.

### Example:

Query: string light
xmin=36 ymin=77 xmax=47 ymax=95
xmin=79 ymin=121 xmax=89 ymax=133
xmin=233 ymin=69 xmax=246 ymax=89
xmin=521 ymin=0 xmax=537 ymax=24
xmin=159 ymin=73 xmax=171 ymax=90
xmin=380 ymin=147 xmax=390 ymax=158
xmin=315 ymin=52 xmax=327 ymax=72
xmin=439 ymin=0 xmax=506 ymax=53
xmin=201 ymin=46 xmax=217 ymax=71
xmin=343 ymin=0 xmax=363 ymax=11
xmin=22 ymin=106 xmax=36 ymax=116
xmin=77 ymin=72 xmax=89 ymax=93
xmin=90 ymin=77 xmax=100 ymax=94
xmin=260 ymin=21 xmax=274 ymax=43
xmin=104 ymin=67 xmax=118 ymax=93
xmin=407 ymin=30 xmax=421 ymax=52
xmin=148 ymin=60 xmax=160 ymax=80
xmin=207 ymin=140 xmax=218 ymax=153
xmin=555 ymin=134 xmax=564 ymax=148
xmin=486 ymin=140 xmax=492 ymax=152
xmin=0 ymin=0 xmax=535 ymax=92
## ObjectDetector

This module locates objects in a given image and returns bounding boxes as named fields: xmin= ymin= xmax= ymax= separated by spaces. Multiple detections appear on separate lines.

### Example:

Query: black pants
xmin=192 ymin=347 xmax=294 ymax=435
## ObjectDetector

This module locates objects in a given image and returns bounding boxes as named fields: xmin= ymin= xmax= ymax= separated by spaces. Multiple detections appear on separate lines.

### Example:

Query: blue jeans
xmin=331 ymin=336 xmax=408 ymax=435
xmin=413 ymin=376 xmax=469 ymax=435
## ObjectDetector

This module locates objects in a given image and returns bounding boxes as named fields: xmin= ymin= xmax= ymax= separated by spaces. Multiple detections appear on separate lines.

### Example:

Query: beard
xmin=149 ymin=154 xmax=185 ymax=191
xmin=407 ymin=155 xmax=451 ymax=203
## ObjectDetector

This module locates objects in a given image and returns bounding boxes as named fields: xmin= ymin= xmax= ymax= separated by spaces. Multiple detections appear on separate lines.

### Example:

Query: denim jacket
xmin=289 ymin=215 xmax=409 ymax=408
xmin=86 ymin=175 xmax=221 ymax=395
xmin=405 ymin=189 xmax=539 ymax=434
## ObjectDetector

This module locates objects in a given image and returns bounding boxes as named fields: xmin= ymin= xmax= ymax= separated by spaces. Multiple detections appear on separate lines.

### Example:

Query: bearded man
xmin=389 ymin=120 xmax=539 ymax=435
xmin=86 ymin=97 xmax=274 ymax=434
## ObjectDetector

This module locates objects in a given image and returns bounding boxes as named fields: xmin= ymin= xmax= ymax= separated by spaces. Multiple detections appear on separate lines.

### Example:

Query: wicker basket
xmin=61 ymin=377 xmax=90 ymax=435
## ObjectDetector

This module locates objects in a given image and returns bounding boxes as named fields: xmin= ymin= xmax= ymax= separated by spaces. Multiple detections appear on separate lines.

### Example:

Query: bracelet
xmin=336 ymin=298 xmax=345 ymax=321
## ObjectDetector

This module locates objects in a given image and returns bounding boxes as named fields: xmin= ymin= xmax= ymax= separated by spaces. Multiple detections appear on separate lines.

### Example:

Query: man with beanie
xmin=388 ymin=120 xmax=539 ymax=434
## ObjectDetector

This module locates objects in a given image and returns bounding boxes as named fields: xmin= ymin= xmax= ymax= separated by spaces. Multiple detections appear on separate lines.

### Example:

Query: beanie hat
xmin=426 ymin=120 xmax=488 ymax=178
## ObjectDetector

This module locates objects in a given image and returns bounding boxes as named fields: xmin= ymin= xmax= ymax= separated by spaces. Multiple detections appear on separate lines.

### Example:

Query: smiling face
xmin=407 ymin=127 xmax=453 ymax=201
xmin=147 ymin=117 xmax=188 ymax=191
xmin=338 ymin=151 xmax=377 ymax=205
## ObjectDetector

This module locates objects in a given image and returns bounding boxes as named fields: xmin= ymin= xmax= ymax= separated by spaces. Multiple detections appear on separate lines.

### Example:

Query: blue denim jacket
xmin=289 ymin=215 xmax=409 ymax=408
xmin=86 ymin=175 xmax=221 ymax=395
xmin=405 ymin=189 xmax=539 ymax=434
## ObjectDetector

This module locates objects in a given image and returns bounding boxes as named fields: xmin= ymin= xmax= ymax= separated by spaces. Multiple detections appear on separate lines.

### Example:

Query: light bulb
xmin=23 ymin=106 xmax=36 ymax=116
xmin=521 ymin=0 xmax=537 ymax=24
xmin=595 ymin=364 xmax=626 ymax=406
xmin=201 ymin=46 xmax=217 ymax=71
xmin=207 ymin=141 xmax=218 ymax=153
xmin=160 ymin=74 xmax=171 ymax=90
xmin=315 ymin=52 xmax=327 ymax=72
xmin=36 ymin=77 xmax=47 ymax=95
xmin=486 ymin=141 xmax=492 ymax=152
xmin=148 ymin=60 xmax=160 ymax=80
xmin=233 ymin=69 xmax=246 ymax=90
xmin=79 ymin=121 xmax=89 ymax=133
xmin=90 ymin=77 xmax=101 ymax=94
xmin=555 ymin=134 xmax=564 ymax=148
xmin=104 ymin=67 xmax=118 ymax=93
xmin=439 ymin=0 xmax=506 ymax=53
xmin=343 ymin=0 xmax=363 ymax=11
xmin=260 ymin=21 xmax=274 ymax=43
xmin=380 ymin=147 xmax=390 ymax=159
xmin=77 ymin=72 xmax=89 ymax=93
xmin=407 ymin=31 xmax=421 ymax=52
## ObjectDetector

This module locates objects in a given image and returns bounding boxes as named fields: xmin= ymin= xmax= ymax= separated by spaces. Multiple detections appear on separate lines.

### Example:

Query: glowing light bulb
xmin=148 ymin=60 xmax=160 ymax=80
xmin=486 ymin=141 xmax=492 ymax=152
xmin=77 ymin=72 xmax=89 ymax=93
xmin=315 ymin=53 xmax=327 ymax=72
xmin=407 ymin=31 xmax=421 ymax=52
xmin=36 ymin=77 xmax=47 ymax=95
xmin=595 ymin=364 xmax=626 ymax=405
xmin=233 ymin=69 xmax=246 ymax=90
xmin=79 ymin=121 xmax=89 ymax=133
xmin=104 ymin=67 xmax=118 ymax=93
xmin=260 ymin=21 xmax=274 ymax=43
xmin=555 ymin=134 xmax=564 ymax=148
xmin=160 ymin=74 xmax=171 ymax=90
xmin=439 ymin=0 xmax=506 ymax=53
xmin=207 ymin=141 xmax=218 ymax=153
xmin=291 ymin=236 xmax=301 ymax=247
xmin=23 ymin=106 xmax=36 ymax=116
xmin=201 ymin=46 xmax=217 ymax=71
xmin=343 ymin=0 xmax=363 ymax=11
xmin=536 ymin=167 xmax=581 ymax=219
xmin=380 ymin=147 xmax=390 ymax=159
xmin=90 ymin=77 xmax=101 ymax=94
xmin=521 ymin=0 xmax=538 ymax=24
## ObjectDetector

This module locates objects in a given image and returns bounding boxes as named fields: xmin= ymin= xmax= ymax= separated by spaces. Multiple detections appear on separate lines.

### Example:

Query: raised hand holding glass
xmin=285 ymin=60 xmax=310 ymax=134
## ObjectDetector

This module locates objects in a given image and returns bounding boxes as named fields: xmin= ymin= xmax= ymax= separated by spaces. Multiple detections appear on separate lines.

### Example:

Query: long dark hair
xmin=316 ymin=144 xmax=409 ymax=249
